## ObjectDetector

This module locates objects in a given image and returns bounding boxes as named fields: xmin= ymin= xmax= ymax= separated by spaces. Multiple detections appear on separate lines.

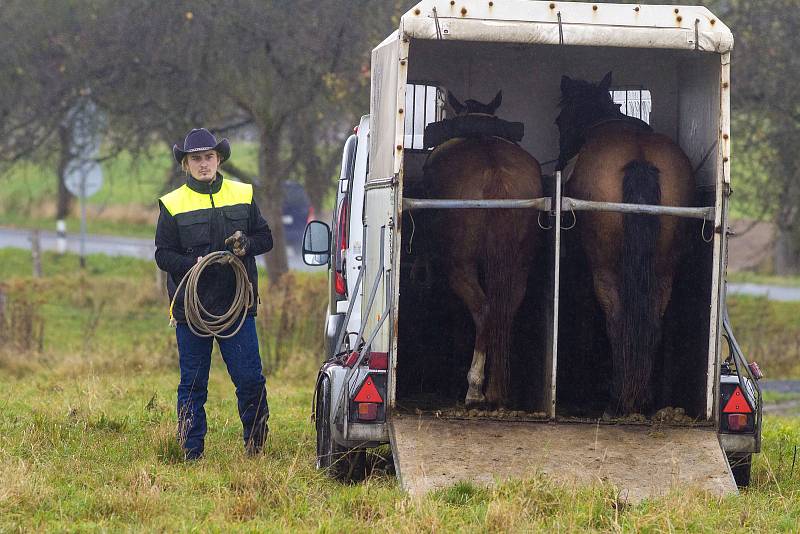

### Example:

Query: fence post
xmin=56 ymin=219 xmax=67 ymax=255
xmin=30 ymin=230 xmax=42 ymax=278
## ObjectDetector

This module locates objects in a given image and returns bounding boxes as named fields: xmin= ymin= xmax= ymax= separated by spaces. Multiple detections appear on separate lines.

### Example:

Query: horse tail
xmin=483 ymin=212 xmax=516 ymax=406
xmin=483 ymin=149 xmax=531 ymax=406
xmin=620 ymin=159 xmax=661 ymax=413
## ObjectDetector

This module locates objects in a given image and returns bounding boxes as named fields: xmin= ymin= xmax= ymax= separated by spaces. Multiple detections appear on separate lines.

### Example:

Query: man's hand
xmin=225 ymin=231 xmax=250 ymax=257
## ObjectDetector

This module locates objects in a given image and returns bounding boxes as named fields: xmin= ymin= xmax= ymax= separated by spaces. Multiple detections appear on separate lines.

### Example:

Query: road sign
xmin=64 ymin=159 xmax=103 ymax=197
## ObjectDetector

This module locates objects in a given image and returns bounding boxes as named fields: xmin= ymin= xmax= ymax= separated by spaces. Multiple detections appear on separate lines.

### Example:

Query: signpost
xmin=64 ymin=159 xmax=103 ymax=268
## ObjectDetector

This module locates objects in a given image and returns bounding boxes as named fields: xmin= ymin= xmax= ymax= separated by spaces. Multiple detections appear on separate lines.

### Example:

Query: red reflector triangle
xmin=354 ymin=376 xmax=383 ymax=403
xmin=722 ymin=386 xmax=753 ymax=414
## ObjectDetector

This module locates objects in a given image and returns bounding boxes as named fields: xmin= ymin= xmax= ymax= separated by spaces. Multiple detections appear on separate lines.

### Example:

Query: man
xmin=155 ymin=128 xmax=272 ymax=460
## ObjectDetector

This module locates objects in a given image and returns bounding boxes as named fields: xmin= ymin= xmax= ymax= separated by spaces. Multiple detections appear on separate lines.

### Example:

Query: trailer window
xmin=611 ymin=87 xmax=651 ymax=124
xmin=404 ymin=83 xmax=446 ymax=150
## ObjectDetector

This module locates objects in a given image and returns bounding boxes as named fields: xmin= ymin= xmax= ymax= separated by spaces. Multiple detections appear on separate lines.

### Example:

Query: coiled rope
xmin=169 ymin=251 xmax=254 ymax=339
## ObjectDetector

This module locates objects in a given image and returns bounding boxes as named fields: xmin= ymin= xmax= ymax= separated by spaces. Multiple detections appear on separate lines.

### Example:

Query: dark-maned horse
xmin=423 ymin=91 xmax=542 ymax=408
xmin=556 ymin=73 xmax=694 ymax=416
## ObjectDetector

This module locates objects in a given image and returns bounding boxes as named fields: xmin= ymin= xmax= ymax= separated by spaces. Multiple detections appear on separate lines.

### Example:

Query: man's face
xmin=186 ymin=150 xmax=220 ymax=182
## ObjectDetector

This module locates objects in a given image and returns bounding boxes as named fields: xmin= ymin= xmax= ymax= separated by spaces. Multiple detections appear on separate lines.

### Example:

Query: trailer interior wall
xmin=396 ymin=38 xmax=720 ymax=418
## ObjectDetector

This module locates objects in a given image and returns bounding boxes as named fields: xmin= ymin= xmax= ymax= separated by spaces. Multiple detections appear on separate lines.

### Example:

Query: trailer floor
xmin=390 ymin=415 xmax=737 ymax=502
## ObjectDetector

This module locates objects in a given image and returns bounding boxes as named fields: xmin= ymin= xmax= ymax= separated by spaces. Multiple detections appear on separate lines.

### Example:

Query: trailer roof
xmin=401 ymin=1 xmax=732 ymax=53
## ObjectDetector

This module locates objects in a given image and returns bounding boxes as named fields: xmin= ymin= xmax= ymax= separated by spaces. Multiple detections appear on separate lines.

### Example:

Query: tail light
xmin=357 ymin=403 xmax=378 ymax=421
xmin=721 ymin=385 xmax=755 ymax=433
xmin=351 ymin=374 xmax=386 ymax=423
xmin=334 ymin=200 xmax=349 ymax=296
xmin=727 ymin=414 xmax=748 ymax=431
xmin=344 ymin=351 xmax=360 ymax=367
xmin=369 ymin=351 xmax=388 ymax=370
xmin=335 ymin=272 xmax=346 ymax=295
xmin=353 ymin=376 xmax=383 ymax=403
xmin=722 ymin=386 xmax=753 ymax=414
xmin=748 ymin=361 xmax=763 ymax=380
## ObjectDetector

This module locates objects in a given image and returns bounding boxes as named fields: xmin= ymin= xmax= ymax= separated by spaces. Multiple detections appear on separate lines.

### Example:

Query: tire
xmin=727 ymin=453 xmax=752 ymax=487
xmin=315 ymin=375 xmax=366 ymax=482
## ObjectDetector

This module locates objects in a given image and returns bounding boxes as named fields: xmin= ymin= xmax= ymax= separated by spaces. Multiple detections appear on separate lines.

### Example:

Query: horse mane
xmin=558 ymin=79 xmax=619 ymax=116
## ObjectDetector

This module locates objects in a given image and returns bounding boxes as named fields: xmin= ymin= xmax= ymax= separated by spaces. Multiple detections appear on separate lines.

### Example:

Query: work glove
xmin=225 ymin=230 xmax=250 ymax=257
xmin=217 ymin=252 xmax=234 ymax=265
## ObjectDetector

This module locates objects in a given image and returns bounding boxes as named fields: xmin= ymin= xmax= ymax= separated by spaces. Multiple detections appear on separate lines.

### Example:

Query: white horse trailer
xmin=303 ymin=0 xmax=761 ymax=500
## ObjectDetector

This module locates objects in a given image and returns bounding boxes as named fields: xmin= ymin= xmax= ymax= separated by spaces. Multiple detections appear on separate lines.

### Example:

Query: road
xmin=1 ymin=226 xmax=796 ymax=293
xmin=0 ymin=226 xmax=314 ymax=271
xmin=3 ymin=227 xmax=800 ymax=292
xmin=761 ymin=380 xmax=800 ymax=416
xmin=726 ymin=282 xmax=800 ymax=302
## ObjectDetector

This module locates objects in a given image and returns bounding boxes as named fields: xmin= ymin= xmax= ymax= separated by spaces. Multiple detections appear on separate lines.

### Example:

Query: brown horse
xmin=556 ymin=73 xmax=694 ymax=416
xmin=423 ymin=91 xmax=542 ymax=408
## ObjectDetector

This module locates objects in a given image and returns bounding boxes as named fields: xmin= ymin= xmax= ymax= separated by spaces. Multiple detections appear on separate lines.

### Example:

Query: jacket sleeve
xmin=155 ymin=201 xmax=196 ymax=277
xmin=247 ymin=198 xmax=273 ymax=257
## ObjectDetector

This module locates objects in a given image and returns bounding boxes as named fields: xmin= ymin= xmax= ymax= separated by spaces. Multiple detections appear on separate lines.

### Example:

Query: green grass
xmin=1 ymin=250 xmax=800 ymax=531
xmin=727 ymin=295 xmax=800 ymax=378
xmin=0 ymin=144 xmax=265 ymax=238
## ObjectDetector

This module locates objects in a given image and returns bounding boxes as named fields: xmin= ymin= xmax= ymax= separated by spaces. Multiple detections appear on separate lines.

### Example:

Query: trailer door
xmin=390 ymin=416 xmax=737 ymax=502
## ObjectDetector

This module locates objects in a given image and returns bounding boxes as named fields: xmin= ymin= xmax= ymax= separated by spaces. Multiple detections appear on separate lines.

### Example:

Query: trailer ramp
xmin=390 ymin=415 xmax=736 ymax=502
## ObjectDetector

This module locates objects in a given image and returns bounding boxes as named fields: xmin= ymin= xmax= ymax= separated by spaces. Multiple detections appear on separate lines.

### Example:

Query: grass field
xmin=0 ymin=144 xmax=269 ymax=239
xmin=1 ymin=250 xmax=799 ymax=531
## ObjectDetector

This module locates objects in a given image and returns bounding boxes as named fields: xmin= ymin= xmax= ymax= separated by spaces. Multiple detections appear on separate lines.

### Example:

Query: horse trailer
xmin=303 ymin=0 xmax=761 ymax=500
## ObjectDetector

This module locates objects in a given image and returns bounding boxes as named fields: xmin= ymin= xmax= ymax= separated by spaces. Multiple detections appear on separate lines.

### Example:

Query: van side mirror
xmin=302 ymin=220 xmax=331 ymax=266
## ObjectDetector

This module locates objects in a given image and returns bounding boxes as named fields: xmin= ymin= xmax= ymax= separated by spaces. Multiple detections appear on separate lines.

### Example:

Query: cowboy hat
xmin=173 ymin=128 xmax=231 ymax=164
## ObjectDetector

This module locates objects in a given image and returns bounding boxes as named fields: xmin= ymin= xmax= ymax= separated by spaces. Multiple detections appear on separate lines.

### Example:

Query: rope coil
xmin=169 ymin=251 xmax=254 ymax=339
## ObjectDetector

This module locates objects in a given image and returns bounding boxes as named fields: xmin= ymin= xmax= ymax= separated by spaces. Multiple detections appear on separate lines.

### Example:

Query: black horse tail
xmin=484 ymin=209 xmax=517 ymax=407
xmin=619 ymin=160 xmax=662 ymax=414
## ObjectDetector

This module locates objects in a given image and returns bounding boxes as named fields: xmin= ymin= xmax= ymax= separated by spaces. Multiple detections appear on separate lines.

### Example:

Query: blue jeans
xmin=175 ymin=316 xmax=269 ymax=458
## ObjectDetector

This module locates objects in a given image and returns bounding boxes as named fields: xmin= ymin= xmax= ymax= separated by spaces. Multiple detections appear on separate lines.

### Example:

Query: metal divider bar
xmin=549 ymin=171 xmax=562 ymax=420
xmin=403 ymin=198 xmax=551 ymax=210
xmin=563 ymin=197 xmax=715 ymax=221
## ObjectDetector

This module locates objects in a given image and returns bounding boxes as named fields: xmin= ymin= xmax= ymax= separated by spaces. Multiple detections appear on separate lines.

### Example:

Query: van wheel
xmin=727 ymin=453 xmax=752 ymax=487
xmin=315 ymin=375 xmax=366 ymax=482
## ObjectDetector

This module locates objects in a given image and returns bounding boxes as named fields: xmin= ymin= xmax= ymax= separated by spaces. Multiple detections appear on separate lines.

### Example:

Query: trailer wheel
xmin=315 ymin=375 xmax=365 ymax=482
xmin=727 ymin=453 xmax=752 ymax=487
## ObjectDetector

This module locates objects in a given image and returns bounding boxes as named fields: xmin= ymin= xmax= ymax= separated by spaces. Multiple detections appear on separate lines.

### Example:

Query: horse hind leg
xmin=448 ymin=264 xmax=490 ymax=408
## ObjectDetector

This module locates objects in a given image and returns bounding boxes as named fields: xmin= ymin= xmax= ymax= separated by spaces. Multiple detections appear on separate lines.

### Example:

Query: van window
xmin=340 ymin=134 xmax=358 ymax=194
xmin=404 ymin=83 xmax=446 ymax=150
xmin=611 ymin=87 xmax=651 ymax=124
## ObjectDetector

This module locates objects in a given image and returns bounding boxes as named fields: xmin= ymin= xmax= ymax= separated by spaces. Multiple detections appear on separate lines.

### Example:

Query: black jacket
xmin=155 ymin=173 xmax=273 ymax=323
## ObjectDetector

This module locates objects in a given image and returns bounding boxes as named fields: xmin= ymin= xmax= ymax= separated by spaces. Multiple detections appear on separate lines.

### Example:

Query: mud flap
xmin=389 ymin=415 xmax=737 ymax=502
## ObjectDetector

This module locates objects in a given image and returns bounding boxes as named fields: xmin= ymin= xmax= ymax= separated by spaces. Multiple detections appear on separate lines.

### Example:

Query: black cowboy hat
xmin=173 ymin=128 xmax=231 ymax=164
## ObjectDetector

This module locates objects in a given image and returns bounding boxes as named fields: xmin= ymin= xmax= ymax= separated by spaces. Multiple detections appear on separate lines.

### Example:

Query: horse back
xmin=426 ymin=137 xmax=542 ymax=201
xmin=569 ymin=123 xmax=693 ymax=207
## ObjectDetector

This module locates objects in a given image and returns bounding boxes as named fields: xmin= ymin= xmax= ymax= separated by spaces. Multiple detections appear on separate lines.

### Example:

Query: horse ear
xmin=560 ymin=75 xmax=573 ymax=93
xmin=599 ymin=71 xmax=613 ymax=91
xmin=447 ymin=91 xmax=465 ymax=114
xmin=488 ymin=91 xmax=503 ymax=113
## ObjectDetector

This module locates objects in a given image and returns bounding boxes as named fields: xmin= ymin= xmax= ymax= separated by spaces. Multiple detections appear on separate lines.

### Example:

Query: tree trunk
xmin=56 ymin=124 xmax=73 ymax=220
xmin=258 ymin=125 xmax=289 ymax=280
xmin=774 ymin=226 xmax=800 ymax=275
